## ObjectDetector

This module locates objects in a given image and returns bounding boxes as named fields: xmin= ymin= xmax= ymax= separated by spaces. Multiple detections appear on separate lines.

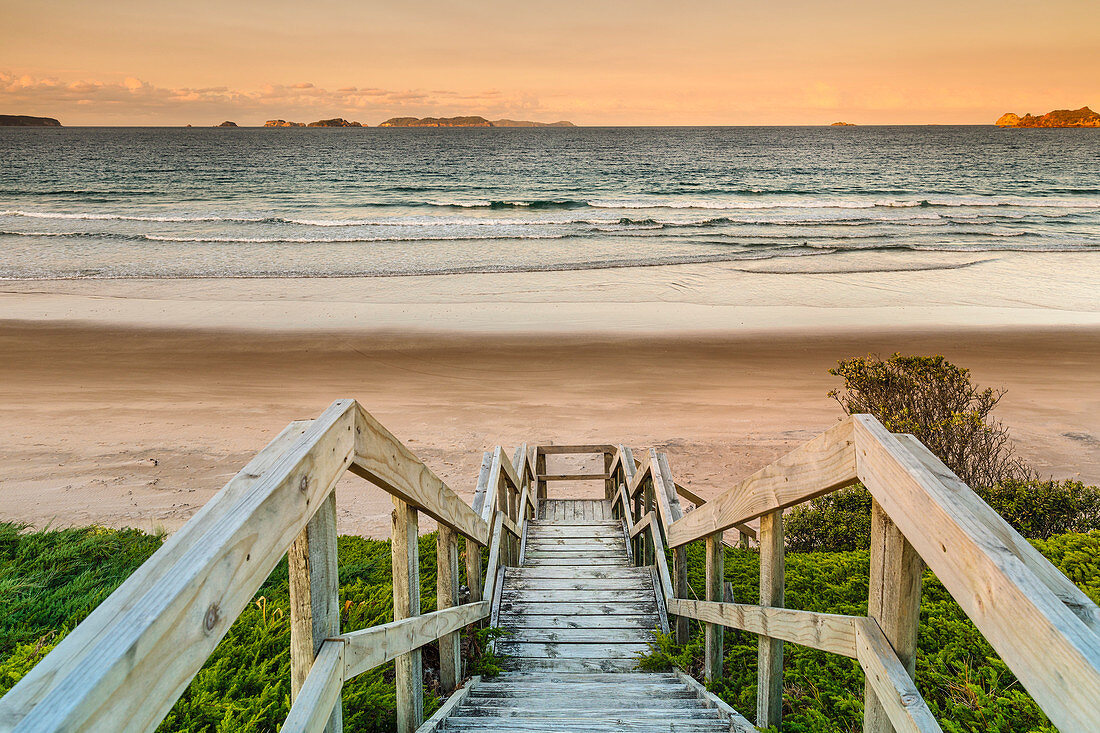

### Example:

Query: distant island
xmin=308 ymin=118 xmax=363 ymax=127
xmin=378 ymin=115 xmax=574 ymax=128
xmin=263 ymin=118 xmax=363 ymax=127
xmin=996 ymin=106 xmax=1100 ymax=128
xmin=829 ymin=121 xmax=856 ymax=126
xmin=217 ymin=121 xmax=238 ymax=127
xmin=0 ymin=115 xmax=61 ymax=127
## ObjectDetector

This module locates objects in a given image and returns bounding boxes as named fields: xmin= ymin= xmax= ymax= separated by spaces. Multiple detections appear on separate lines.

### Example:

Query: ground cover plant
xmin=3 ymin=522 xmax=1097 ymax=731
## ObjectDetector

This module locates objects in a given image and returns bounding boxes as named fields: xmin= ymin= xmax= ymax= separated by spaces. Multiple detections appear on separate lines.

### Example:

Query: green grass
xmin=2 ymin=523 xmax=1097 ymax=731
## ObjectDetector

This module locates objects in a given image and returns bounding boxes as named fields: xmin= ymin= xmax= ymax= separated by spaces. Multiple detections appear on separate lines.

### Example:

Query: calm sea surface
xmin=1 ymin=126 xmax=1098 ymax=279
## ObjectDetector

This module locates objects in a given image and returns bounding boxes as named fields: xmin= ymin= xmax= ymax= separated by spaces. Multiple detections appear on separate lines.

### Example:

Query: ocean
xmin=1 ymin=126 xmax=1098 ymax=279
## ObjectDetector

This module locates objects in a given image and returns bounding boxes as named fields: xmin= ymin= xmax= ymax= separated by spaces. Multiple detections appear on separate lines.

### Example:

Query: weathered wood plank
xmin=666 ymin=599 xmax=858 ymax=658
xmin=339 ymin=601 xmax=490 ymax=679
xmin=853 ymin=416 xmax=1100 ymax=732
xmin=757 ymin=508 xmax=784 ymax=729
xmin=855 ymin=620 xmax=943 ymax=733
xmin=498 ymin=615 xmax=659 ymax=630
xmin=865 ymin=498 xmax=924 ymax=733
xmin=495 ymin=642 xmax=652 ymax=659
xmin=896 ymin=434 xmax=1100 ymax=634
xmin=351 ymin=405 xmax=487 ymax=544
xmin=674 ymin=670 xmax=760 ymax=733
xmin=704 ymin=532 xmax=723 ymax=682
xmin=281 ymin=640 xmax=345 ymax=733
xmin=0 ymin=400 xmax=357 ymax=733
xmin=666 ymin=418 xmax=858 ymax=547
xmin=392 ymin=499 xmax=423 ymax=733
xmin=482 ymin=512 xmax=506 ymax=602
xmin=437 ymin=525 xmax=462 ymax=692
xmin=415 ymin=675 xmax=481 ymax=733
xmin=288 ymin=491 xmax=342 ymax=732
xmin=537 ymin=444 xmax=617 ymax=455
xmin=538 ymin=473 xmax=613 ymax=482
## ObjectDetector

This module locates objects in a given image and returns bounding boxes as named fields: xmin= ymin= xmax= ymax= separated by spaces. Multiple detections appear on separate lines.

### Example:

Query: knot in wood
xmin=298 ymin=475 xmax=309 ymax=493
xmin=203 ymin=602 xmax=220 ymax=633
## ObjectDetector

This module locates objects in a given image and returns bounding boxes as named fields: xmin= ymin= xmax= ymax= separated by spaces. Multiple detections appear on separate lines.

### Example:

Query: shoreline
xmin=3 ymin=320 xmax=1097 ymax=537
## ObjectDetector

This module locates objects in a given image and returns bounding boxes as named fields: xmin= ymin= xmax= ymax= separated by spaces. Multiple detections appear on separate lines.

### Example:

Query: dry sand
xmin=1 ymin=322 xmax=1097 ymax=538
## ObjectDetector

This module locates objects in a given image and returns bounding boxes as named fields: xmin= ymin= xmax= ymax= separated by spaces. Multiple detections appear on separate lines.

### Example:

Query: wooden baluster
xmin=465 ymin=538 xmax=483 ymax=603
xmin=535 ymin=451 xmax=547 ymax=507
xmin=288 ymin=491 xmax=343 ymax=732
xmin=604 ymin=451 xmax=614 ymax=501
xmin=437 ymin=524 xmax=461 ymax=692
xmin=392 ymin=499 xmax=423 ymax=733
xmin=704 ymin=531 xmax=724 ymax=681
xmin=864 ymin=500 xmax=924 ymax=733
xmin=757 ymin=509 xmax=784 ymax=729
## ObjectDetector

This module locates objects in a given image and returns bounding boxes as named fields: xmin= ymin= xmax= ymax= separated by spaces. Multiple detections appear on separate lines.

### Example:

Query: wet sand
xmin=1 ymin=322 xmax=1097 ymax=537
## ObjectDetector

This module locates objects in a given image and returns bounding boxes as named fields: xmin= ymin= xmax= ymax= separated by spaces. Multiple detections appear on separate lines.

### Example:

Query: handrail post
xmin=392 ymin=498 xmax=423 ymax=733
xmin=757 ymin=508 xmax=784 ymax=729
xmin=288 ymin=490 xmax=343 ymax=732
xmin=864 ymin=499 xmax=924 ymax=733
xmin=603 ymin=450 xmax=614 ymax=501
xmin=535 ymin=450 xmax=547 ymax=506
xmin=465 ymin=538 xmax=483 ymax=603
xmin=437 ymin=525 xmax=461 ymax=692
xmin=704 ymin=530 xmax=724 ymax=681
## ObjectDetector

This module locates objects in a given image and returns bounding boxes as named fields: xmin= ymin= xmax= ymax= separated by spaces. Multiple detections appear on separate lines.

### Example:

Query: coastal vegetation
xmin=2 ymin=521 xmax=1096 ymax=731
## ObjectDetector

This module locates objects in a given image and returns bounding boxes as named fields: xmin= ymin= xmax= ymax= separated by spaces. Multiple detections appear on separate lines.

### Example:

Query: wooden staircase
xmin=5 ymin=408 xmax=1098 ymax=733
xmin=422 ymin=499 xmax=753 ymax=732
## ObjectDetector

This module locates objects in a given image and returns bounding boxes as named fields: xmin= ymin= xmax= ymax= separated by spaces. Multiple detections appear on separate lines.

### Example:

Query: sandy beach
xmin=2 ymin=310 xmax=1097 ymax=538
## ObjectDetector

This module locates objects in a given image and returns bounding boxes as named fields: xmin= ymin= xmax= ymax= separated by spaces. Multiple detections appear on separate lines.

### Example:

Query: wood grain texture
xmin=854 ymin=416 xmax=1100 ymax=732
xmin=666 ymin=418 xmax=858 ymax=547
xmin=437 ymin=525 xmax=461 ymax=692
xmin=339 ymin=602 xmax=490 ymax=680
xmin=667 ymin=599 xmax=858 ymax=658
xmin=865 ymin=499 xmax=923 ymax=733
xmin=281 ymin=640 xmax=345 ymax=733
xmin=288 ymin=491 xmax=342 ymax=732
xmin=757 ymin=508 xmax=784 ymax=729
xmin=0 ymin=400 xmax=357 ymax=733
xmin=704 ymin=532 xmax=723 ymax=682
xmin=351 ymin=404 xmax=487 ymax=544
xmin=855 ymin=620 xmax=943 ymax=733
xmin=391 ymin=499 xmax=423 ymax=733
xmin=895 ymin=434 xmax=1100 ymax=634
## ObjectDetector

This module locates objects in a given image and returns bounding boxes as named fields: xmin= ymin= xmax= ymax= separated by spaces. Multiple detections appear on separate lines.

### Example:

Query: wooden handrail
xmin=0 ymin=400 xmax=528 ymax=733
xmin=625 ymin=415 xmax=1100 ymax=732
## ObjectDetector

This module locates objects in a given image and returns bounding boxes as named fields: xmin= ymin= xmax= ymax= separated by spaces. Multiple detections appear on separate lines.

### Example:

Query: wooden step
xmin=499 ymin=614 xmax=659 ymax=631
xmin=522 ymin=557 xmax=629 ymax=567
xmin=500 ymin=628 xmax=657 ymax=643
xmin=506 ymin=577 xmax=653 ymax=591
xmin=502 ymin=589 xmax=655 ymax=603
xmin=508 ymin=566 xmax=651 ymax=579
xmin=495 ymin=641 xmax=651 ymax=659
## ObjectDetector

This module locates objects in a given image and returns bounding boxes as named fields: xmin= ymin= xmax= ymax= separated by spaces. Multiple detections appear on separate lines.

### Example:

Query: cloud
xmin=0 ymin=71 xmax=553 ymax=125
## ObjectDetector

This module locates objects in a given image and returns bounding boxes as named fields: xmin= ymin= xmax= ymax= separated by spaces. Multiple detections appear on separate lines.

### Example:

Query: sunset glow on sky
xmin=3 ymin=0 xmax=1098 ymax=126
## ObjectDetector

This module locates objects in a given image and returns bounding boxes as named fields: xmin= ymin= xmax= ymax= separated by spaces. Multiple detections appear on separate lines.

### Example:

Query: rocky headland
xmin=264 ymin=119 xmax=306 ymax=127
xmin=217 ymin=121 xmax=238 ymax=127
xmin=0 ymin=115 xmax=61 ymax=127
xmin=996 ymin=106 xmax=1100 ymax=128
xmin=830 ymin=121 xmax=856 ymax=126
xmin=378 ymin=115 xmax=574 ymax=127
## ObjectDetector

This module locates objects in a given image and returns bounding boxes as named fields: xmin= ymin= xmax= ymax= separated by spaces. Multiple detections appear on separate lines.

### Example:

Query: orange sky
xmin=3 ymin=0 xmax=1098 ymax=126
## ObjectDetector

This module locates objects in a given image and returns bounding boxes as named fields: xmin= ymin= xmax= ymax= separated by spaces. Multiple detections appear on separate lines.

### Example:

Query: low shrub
xmin=829 ymin=353 xmax=1032 ymax=486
